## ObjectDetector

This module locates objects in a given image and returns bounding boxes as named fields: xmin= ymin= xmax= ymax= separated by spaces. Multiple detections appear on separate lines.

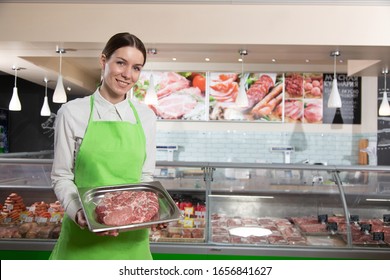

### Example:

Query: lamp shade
xmin=236 ymin=78 xmax=249 ymax=107
xmin=144 ymin=75 xmax=158 ymax=106
xmin=40 ymin=96 xmax=51 ymax=116
xmin=9 ymin=86 xmax=21 ymax=111
xmin=328 ymin=78 xmax=342 ymax=108
xmin=53 ymin=74 xmax=67 ymax=103
xmin=379 ymin=91 xmax=390 ymax=116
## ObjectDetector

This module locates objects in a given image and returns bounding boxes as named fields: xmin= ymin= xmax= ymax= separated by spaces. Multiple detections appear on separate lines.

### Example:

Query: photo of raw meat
xmin=209 ymin=72 xmax=283 ymax=122
xmin=284 ymin=99 xmax=303 ymax=123
xmin=285 ymin=73 xmax=304 ymax=98
xmin=303 ymin=73 xmax=323 ymax=99
xmin=304 ymin=99 xmax=323 ymax=123
xmin=209 ymin=72 xmax=240 ymax=103
xmin=133 ymin=71 xmax=206 ymax=120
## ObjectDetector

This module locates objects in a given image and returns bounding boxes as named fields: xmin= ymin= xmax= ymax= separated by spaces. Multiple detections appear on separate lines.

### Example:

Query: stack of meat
xmin=149 ymin=219 xmax=205 ymax=242
xmin=0 ymin=193 xmax=27 ymax=222
xmin=211 ymin=214 xmax=307 ymax=245
xmin=0 ymin=192 xmax=65 ymax=239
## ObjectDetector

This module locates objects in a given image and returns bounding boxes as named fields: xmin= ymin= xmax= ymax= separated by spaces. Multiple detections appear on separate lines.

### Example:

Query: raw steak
xmin=95 ymin=190 xmax=159 ymax=226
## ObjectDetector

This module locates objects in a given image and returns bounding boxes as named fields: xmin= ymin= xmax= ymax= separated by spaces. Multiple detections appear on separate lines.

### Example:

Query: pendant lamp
xmin=40 ymin=78 xmax=51 ymax=116
xmin=144 ymin=48 xmax=158 ymax=106
xmin=379 ymin=69 xmax=390 ymax=116
xmin=53 ymin=46 xmax=67 ymax=103
xmin=144 ymin=74 xmax=158 ymax=106
xmin=236 ymin=49 xmax=249 ymax=107
xmin=9 ymin=66 xmax=22 ymax=111
xmin=328 ymin=51 xmax=342 ymax=108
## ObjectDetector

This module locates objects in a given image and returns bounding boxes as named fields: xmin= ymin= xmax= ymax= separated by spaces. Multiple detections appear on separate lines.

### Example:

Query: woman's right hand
xmin=76 ymin=209 xmax=119 ymax=236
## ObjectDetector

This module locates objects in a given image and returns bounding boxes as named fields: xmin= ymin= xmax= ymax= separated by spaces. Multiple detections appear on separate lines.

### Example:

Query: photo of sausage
xmin=251 ymin=83 xmax=283 ymax=120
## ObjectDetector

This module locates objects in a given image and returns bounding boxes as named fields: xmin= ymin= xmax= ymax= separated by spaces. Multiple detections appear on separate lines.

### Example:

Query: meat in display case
xmin=1 ymin=158 xmax=390 ymax=259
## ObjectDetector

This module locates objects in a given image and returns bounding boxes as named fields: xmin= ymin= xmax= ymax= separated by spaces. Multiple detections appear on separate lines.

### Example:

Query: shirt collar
xmin=94 ymin=90 xmax=130 ymax=120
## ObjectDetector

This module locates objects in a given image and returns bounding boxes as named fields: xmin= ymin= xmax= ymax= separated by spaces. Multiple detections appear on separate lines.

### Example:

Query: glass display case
xmin=0 ymin=157 xmax=390 ymax=259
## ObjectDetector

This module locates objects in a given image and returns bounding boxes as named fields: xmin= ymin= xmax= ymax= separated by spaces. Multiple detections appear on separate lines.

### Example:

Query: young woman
xmin=50 ymin=32 xmax=157 ymax=259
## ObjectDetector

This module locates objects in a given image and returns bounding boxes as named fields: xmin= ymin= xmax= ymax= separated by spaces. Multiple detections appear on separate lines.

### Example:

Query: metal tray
xmin=77 ymin=181 xmax=182 ymax=233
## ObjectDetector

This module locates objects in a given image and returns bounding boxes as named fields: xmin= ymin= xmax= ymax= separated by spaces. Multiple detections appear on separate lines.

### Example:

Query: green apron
xmin=50 ymin=95 xmax=152 ymax=260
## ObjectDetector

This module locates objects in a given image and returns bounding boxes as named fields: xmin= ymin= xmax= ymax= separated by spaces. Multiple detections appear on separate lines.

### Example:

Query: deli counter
xmin=0 ymin=158 xmax=390 ymax=260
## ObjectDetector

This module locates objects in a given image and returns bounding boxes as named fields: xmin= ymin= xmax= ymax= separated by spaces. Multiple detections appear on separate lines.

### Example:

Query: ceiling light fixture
xmin=144 ymin=48 xmax=158 ymax=106
xmin=328 ymin=50 xmax=342 ymax=108
xmin=40 ymin=77 xmax=51 ymax=117
xmin=53 ymin=46 xmax=67 ymax=103
xmin=379 ymin=69 xmax=390 ymax=116
xmin=9 ymin=66 xmax=24 ymax=111
xmin=236 ymin=49 xmax=249 ymax=107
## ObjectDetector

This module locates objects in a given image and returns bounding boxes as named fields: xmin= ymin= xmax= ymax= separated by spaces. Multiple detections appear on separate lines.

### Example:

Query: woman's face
xmin=99 ymin=46 xmax=144 ymax=103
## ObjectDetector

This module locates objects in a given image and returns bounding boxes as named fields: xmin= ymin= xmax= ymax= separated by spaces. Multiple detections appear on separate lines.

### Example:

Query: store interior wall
xmin=0 ymin=2 xmax=386 ymax=163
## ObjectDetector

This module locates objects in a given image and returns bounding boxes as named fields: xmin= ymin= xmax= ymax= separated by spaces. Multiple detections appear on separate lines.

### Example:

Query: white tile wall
xmin=156 ymin=131 xmax=377 ymax=165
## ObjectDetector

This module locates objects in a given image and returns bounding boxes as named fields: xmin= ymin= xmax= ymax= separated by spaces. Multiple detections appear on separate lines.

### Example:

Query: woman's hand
xmin=75 ymin=209 xmax=87 ymax=228
xmin=76 ymin=209 xmax=119 ymax=236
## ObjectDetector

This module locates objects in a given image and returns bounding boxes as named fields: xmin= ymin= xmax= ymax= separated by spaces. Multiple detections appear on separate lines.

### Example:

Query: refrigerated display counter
xmin=0 ymin=158 xmax=389 ymax=259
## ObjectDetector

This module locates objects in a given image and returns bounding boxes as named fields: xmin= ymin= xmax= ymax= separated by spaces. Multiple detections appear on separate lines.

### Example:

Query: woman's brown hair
xmin=102 ymin=32 xmax=147 ymax=66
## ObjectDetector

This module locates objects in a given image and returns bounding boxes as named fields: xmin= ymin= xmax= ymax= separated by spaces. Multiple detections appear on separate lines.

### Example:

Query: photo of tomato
xmin=192 ymin=74 xmax=206 ymax=92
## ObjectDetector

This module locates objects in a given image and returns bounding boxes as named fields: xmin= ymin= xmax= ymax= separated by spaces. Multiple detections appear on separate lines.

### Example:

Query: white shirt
xmin=51 ymin=90 xmax=156 ymax=222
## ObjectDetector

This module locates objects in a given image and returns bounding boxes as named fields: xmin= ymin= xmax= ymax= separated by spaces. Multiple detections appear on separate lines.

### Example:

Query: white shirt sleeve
xmin=51 ymin=91 xmax=157 ymax=222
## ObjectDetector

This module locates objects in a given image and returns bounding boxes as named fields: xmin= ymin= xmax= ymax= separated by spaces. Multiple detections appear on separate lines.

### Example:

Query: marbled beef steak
xmin=95 ymin=190 xmax=159 ymax=226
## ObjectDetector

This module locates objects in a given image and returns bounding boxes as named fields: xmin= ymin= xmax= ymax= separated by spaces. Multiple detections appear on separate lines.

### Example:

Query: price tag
xmin=194 ymin=220 xmax=202 ymax=228
xmin=25 ymin=216 xmax=33 ymax=223
xmin=182 ymin=218 xmax=194 ymax=228
xmin=383 ymin=214 xmax=390 ymax=224
xmin=372 ymin=232 xmax=385 ymax=241
xmin=360 ymin=223 xmax=372 ymax=233
xmin=184 ymin=207 xmax=194 ymax=216
xmin=318 ymin=214 xmax=328 ymax=223
xmin=5 ymin=204 xmax=13 ymax=211
xmin=350 ymin=215 xmax=359 ymax=223
xmin=36 ymin=217 xmax=48 ymax=224
xmin=326 ymin=222 xmax=338 ymax=232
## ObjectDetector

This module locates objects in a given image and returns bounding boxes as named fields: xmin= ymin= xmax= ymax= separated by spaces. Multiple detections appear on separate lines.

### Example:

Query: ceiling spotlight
xmin=147 ymin=48 xmax=157 ymax=55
